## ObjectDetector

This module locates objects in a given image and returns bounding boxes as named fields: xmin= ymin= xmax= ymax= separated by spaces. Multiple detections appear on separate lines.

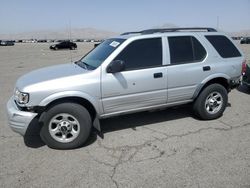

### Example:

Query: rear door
xmin=101 ymin=37 xmax=168 ymax=114
xmin=166 ymin=35 xmax=208 ymax=103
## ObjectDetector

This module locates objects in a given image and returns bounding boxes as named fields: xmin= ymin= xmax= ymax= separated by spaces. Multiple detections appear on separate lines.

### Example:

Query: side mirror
xmin=107 ymin=60 xmax=125 ymax=73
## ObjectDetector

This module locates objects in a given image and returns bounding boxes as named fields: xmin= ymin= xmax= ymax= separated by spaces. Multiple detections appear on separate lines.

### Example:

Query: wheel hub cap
xmin=205 ymin=92 xmax=223 ymax=114
xmin=49 ymin=113 xmax=80 ymax=143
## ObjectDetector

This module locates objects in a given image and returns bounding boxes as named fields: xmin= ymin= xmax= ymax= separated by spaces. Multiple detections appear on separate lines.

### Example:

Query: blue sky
xmin=0 ymin=0 xmax=250 ymax=34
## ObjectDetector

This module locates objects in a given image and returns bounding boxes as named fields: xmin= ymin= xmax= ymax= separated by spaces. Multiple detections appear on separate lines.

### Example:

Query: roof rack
xmin=120 ymin=31 xmax=142 ymax=35
xmin=121 ymin=27 xmax=217 ymax=35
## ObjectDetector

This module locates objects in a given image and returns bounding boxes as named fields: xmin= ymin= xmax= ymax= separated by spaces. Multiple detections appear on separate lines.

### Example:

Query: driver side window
xmin=114 ymin=38 xmax=162 ymax=71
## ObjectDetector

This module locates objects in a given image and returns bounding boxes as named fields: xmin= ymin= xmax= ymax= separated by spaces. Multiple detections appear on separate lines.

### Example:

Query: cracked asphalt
xmin=0 ymin=42 xmax=250 ymax=188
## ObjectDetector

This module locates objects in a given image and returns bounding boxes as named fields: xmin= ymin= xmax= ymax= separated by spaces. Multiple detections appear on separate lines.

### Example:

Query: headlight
xmin=14 ymin=89 xmax=29 ymax=104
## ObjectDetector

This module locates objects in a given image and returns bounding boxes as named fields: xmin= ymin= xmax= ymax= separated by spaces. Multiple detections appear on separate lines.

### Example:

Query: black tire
xmin=40 ymin=103 xmax=91 ymax=149
xmin=193 ymin=84 xmax=228 ymax=120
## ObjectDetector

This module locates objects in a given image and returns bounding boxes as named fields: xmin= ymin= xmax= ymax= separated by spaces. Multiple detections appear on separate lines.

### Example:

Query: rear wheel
xmin=40 ymin=103 xmax=91 ymax=149
xmin=193 ymin=84 xmax=228 ymax=120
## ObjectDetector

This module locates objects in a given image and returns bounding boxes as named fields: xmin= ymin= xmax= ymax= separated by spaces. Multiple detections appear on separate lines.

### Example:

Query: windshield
xmin=77 ymin=38 xmax=125 ymax=70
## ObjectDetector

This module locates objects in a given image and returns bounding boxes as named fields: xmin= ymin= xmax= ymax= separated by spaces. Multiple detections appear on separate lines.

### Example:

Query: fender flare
xmin=192 ymin=73 xmax=230 ymax=99
xmin=38 ymin=91 xmax=102 ymax=132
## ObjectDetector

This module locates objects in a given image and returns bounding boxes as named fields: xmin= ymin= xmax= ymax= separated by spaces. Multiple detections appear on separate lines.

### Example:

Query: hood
xmin=17 ymin=63 xmax=88 ymax=91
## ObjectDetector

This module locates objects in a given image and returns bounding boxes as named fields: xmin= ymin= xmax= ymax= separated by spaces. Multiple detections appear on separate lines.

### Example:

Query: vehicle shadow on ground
xmin=23 ymin=118 xmax=44 ymax=148
xmin=23 ymin=105 xmax=195 ymax=149
xmin=24 ymin=103 xmax=231 ymax=149
xmin=100 ymin=104 xmax=194 ymax=134
xmin=237 ymin=85 xmax=250 ymax=94
xmin=23 ymin=118 xmax=97 ymax=149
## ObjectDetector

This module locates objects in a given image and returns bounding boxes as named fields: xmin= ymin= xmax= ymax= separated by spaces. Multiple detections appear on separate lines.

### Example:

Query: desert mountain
xmin=0 ymin=28 xmax=118 ymax=40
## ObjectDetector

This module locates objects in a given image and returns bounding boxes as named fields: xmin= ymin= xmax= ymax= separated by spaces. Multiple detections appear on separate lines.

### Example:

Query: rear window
xmin=168 ymin=36 xmax=206 ymax=64
xmin=205 ymin=35 xmax=241 ymax=58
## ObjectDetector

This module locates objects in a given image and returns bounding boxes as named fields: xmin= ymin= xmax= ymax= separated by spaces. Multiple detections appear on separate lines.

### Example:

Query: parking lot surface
xmin=0 ymin=42 xmax=250 ymax=188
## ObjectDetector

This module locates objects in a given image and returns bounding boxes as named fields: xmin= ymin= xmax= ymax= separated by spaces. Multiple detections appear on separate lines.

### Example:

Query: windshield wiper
xmin=75 ymin=60 xmax=88 ymax=70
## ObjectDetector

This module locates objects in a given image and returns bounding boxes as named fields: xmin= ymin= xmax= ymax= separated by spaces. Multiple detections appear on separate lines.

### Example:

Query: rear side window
xmin=115 ymin=38 xmax=162 ymax=70
xmin=205 ymin=35 xmax=241 ymax=58
xmin=168 ymin=36 xmax=206 ymax=64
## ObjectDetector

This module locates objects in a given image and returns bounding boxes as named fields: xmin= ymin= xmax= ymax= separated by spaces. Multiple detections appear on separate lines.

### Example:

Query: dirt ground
xmin=0 ymin=41 xmax=250 ymax=188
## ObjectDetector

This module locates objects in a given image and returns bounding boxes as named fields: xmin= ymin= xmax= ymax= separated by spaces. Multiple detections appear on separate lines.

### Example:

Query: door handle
xmin=203 ymin=66 xmax=211 ymax=71
xmin=154 ymin=72 xmax=163 ymax=78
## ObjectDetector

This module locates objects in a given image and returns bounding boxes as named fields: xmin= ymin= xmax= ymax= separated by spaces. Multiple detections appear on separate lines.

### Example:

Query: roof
xmin=117 ymin=27 xmax=218 ymax=39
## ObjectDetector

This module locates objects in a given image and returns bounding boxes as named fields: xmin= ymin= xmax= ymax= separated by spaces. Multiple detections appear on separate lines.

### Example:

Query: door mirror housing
xmin=107 ymin=60 xmax=125 ymax=73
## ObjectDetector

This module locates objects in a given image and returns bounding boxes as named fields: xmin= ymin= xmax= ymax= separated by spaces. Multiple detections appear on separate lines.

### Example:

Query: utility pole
xmin=216 ymin=16 xmax=219 ymax=30
xmin=69 ymin=19 xmax=72 ymax=41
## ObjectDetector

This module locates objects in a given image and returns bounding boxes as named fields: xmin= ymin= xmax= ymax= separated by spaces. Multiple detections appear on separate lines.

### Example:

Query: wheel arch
xmin=193 ymin=75 xmax=230 ymax=100
xmin=43 ymin=96 xmax=97 ymax=120
xmin=38 ymin=91 xmax=102 ymax=131
xmin=39 ymin=96 xmax=102 ymax=132
xmin=39 ymin=91 xmax=101 ymax=114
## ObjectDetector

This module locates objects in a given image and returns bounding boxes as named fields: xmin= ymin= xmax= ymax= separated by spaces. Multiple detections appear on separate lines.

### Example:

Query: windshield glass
xmin=78 ymin=38 xmax=125 ymax=70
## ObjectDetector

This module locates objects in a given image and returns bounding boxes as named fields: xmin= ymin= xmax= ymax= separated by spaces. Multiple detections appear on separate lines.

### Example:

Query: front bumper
xmin=6 ymin=97 xmax=37 ymax=136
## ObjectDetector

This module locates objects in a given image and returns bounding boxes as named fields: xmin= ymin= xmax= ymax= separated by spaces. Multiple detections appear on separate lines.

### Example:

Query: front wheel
xmin=193 ymin=84 xmax=228 ymax=120
xmin=40 ymin=103 xmax=91 ymax=149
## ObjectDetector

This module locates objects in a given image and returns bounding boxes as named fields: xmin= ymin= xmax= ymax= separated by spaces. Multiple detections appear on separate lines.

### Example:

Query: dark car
xmin=242 ymin=62 xmax=250 ymax=88
xmin=240 ymin=37 xmax=250 ymax=44
xmin=0 ymin=40 xmax=15 ymax=46
xmin=50 ymin=41 xmax=77 ymax=50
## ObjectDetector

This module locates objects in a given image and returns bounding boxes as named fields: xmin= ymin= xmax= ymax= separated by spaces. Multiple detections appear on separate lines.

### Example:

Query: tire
xmin=40 ymin=103 xmax=91 ymax=149
xmin=193 ymin=84 xmax=228 ymax=120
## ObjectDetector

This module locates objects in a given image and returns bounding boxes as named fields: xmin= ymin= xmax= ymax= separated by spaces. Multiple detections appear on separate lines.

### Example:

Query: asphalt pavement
xmin=0 ymin=43 xmax=249 ymax=188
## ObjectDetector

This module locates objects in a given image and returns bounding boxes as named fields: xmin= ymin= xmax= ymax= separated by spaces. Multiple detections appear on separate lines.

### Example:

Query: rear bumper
xmin=6 ymin=97 xmax=37 ymax=136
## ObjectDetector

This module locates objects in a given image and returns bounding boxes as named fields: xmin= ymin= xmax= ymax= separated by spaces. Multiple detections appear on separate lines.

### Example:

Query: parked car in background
xmin=242 ymin=62 xmax=250 ymax=88
xmin=50 ymin=41 xmax=77 ymax=50
xmin=0 ymin=40 xmax=15 ymax=46
xmin=37 ymin=39 xmax=47 ymax=43
xmin=240 ymin=37 xmax=250 ymax=44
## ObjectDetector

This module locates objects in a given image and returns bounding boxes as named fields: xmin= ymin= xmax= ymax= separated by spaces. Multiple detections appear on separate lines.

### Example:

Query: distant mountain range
xmin=0 ymin=26 xmax=249 ymax=40
xmin=0 ymin=28 xmax=118 ymax=40
xmin=227 ymin=30 xmax=250 ymax=37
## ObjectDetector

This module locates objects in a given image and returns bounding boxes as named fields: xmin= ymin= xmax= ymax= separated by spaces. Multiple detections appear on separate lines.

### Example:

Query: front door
xmin=101 ymin=37 xmax=167 ymax=114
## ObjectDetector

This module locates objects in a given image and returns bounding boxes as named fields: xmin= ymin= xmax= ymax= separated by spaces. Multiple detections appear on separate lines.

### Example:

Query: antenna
xmin=68 ymin=18 xmax=73 ymax=63
xmin=216 ymin=16 xmax=219 ymax=30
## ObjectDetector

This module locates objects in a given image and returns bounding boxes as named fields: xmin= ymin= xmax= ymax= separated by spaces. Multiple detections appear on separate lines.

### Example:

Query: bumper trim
xmin=6 ymin=97 xmax=37 ymax=136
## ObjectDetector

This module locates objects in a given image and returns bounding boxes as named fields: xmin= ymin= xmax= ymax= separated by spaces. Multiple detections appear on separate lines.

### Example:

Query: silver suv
xmin=7 ymin=28 xmax=245 ymax=149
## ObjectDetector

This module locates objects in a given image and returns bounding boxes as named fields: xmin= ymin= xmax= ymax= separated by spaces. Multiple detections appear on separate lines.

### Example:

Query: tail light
xmin=242 ymin=60 xmax=247 ymax=75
